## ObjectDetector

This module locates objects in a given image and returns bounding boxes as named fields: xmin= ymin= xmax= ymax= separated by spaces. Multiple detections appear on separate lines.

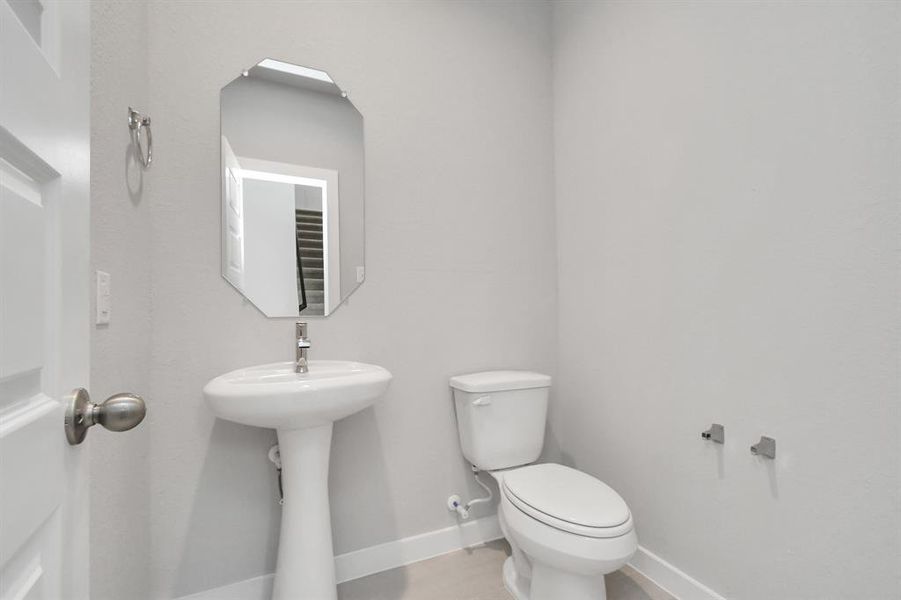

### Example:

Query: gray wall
xmin=295 ymin=185 xmax=322 ymax=212
xmin=89 ymin=1 xmax=152 ymax=599
xmin=143 ymin=1 xmax=555 ymax=598
xmin=552 ymin=2 xmax=900 ymax=599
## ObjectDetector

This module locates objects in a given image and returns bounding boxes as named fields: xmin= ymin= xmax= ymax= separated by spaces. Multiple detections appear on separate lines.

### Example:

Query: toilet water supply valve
xmin=268 ymin=445 xmax=285 ymax=506
xmin=447 ymin=465 xmax=493 ymax=520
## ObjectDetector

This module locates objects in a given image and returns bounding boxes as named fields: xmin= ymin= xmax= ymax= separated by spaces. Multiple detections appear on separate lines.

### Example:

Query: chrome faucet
xmin=295 ymin=322 xmax=310 ymax=373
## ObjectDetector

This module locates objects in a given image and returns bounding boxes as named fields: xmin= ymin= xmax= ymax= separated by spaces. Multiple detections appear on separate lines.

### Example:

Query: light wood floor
xmin=337 ymin=540 xmax=674 ymax=600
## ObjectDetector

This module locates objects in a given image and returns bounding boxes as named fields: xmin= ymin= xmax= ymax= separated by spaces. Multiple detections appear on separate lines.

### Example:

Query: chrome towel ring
xmin=128 ymin=107 xmax=152 ymax=168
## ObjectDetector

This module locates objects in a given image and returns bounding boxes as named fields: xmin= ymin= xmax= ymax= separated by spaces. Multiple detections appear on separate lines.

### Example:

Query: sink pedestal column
xmin=272 ymin=423 xmax=336 ymax=600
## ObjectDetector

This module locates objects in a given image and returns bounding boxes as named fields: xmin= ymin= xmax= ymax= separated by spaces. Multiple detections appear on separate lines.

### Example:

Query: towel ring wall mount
xmin=128 ymin=107 xmax=152 ymax=168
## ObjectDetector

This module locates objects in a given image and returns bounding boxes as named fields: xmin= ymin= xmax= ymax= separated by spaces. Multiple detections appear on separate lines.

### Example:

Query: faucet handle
xmin=296 ymin=321 xmax=308 ymax=338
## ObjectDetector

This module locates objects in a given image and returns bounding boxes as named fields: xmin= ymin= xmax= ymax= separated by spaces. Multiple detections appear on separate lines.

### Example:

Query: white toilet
xmin=449 ymin=371 xmax=637 ymax=600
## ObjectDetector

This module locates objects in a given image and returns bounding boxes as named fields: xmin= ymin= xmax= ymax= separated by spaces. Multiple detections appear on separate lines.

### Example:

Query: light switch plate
xmin=96 ymin=270 xmax=111 ymax=325
xmin=356 ymin=266 xmax=365 ymax=283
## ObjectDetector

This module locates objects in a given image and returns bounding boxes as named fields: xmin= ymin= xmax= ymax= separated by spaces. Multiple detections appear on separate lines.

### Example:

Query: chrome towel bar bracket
xmin=128 ymin=106 xmax=152 ymax=168
xmin=701 ymin=423 xmax=725 ymax=444
xmin=751 ymin=436 xmax=776 ymax=459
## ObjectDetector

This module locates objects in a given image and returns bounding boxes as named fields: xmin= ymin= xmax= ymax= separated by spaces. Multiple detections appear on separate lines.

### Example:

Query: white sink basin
xmin=203 ymin=360 xmax=392 ymax=600
xmin=203 ymin=360 xmax=392 ymax=429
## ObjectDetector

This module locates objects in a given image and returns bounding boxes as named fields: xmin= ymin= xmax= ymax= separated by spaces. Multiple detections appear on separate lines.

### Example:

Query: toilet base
xmin=529 ymin=560 xmax=607 ymax=600
xmin=503 ymin=555 xmax=608 ymax=600
xmin=503 ymin=557 xmax=530 ymax=600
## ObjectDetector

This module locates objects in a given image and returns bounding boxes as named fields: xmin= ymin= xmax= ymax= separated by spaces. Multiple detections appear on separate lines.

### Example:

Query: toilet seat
xmin=502 ymin=464 xmax=633 ymax=539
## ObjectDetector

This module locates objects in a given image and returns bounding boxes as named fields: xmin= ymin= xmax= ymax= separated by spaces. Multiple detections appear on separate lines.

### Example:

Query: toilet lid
xmin=502 ymin=464 xmax=631 ymax=532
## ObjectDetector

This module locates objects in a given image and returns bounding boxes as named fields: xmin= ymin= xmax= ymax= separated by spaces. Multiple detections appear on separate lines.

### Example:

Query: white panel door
xmin=221 ymin=135 xmax=246 ymax=290
xmin=0 ymin=1 xmax=91 ymax=599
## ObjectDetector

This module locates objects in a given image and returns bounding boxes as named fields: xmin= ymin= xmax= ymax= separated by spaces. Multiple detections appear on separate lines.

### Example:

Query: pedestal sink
xmin=203 ymin=360 xmax=392 ymax=600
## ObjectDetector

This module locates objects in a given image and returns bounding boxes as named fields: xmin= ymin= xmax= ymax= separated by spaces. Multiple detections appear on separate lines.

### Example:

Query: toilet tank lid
xmin=449 ymin=371 xmax=551 ymax=393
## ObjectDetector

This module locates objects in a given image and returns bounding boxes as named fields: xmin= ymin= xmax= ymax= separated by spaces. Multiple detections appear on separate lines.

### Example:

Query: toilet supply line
xmin=447 ymin=465 xmax=494 ymax=520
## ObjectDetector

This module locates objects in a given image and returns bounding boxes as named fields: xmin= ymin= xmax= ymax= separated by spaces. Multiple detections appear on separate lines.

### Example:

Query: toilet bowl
xmin=449 ymin=371 xmax=637 ymax=600
xmin=491 ymin=465 xmax=637 ymax=600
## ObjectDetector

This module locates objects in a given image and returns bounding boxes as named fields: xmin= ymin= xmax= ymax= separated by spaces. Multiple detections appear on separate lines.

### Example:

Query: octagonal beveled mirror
xmin=220 ymin=58 xmax=364 ymax=317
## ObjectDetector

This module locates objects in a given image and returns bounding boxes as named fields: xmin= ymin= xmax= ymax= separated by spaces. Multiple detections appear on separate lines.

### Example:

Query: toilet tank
xmin=449 ymin=371 xmax=551 ymax=471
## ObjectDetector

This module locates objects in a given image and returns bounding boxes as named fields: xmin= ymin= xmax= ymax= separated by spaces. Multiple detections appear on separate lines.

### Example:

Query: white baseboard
xmin=177 ymin=573 xmax=274 ymax=600
xmin=335 ymin=513 xmax=503 ymax=583
xmin=628 ymin=545 xmax=726 ymax=600
xmin=176 ymin=515 xmax=503 ymax=600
